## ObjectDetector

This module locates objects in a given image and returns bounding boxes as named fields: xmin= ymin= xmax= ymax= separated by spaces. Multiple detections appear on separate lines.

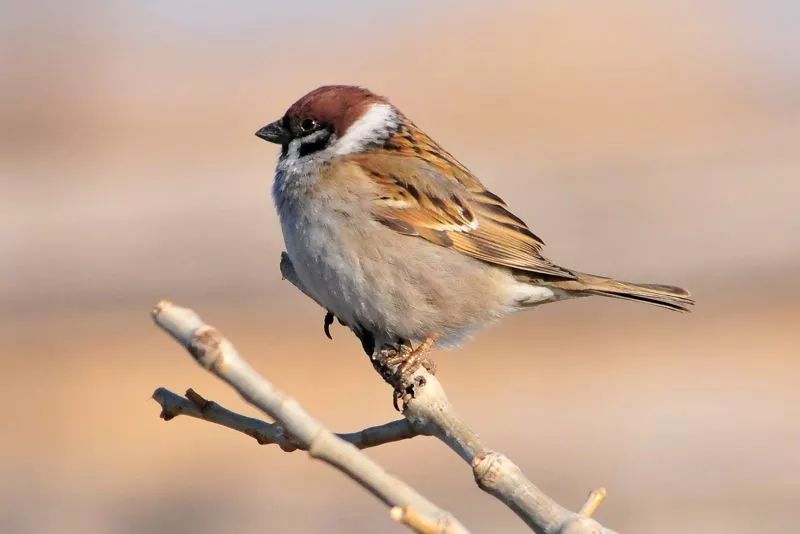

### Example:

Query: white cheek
xmin=333 ymin=103 xmax=397 ymax=155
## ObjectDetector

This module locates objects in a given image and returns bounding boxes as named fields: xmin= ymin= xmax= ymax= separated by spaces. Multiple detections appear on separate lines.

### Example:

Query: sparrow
xmin=257 ymin=85 xmax=693 ymax=383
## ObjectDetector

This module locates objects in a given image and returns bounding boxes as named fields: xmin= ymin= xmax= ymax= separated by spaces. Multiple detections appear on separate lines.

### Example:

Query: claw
xmin=373 ymin=337 xmax=438 ymax=411
xmin=323 ymin=311 xmax=334 ymax=340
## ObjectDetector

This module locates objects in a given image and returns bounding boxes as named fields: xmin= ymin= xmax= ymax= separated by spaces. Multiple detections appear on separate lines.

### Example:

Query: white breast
xmin=275 ymin=169 xmax=369 ymax=329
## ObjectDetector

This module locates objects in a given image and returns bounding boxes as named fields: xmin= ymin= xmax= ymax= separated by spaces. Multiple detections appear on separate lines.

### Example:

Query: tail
xmin=552 ymin=272 xmax=695 ymax=312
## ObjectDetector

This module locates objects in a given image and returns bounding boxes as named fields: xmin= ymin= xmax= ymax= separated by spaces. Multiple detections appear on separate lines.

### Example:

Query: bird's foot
xmin=372 ymin=336 xmax=437 ymax=411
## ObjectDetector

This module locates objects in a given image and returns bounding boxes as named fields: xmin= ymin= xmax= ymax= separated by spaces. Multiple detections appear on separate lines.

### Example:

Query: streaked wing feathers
xmin=346 ymin=151 xmax=575 ymax=279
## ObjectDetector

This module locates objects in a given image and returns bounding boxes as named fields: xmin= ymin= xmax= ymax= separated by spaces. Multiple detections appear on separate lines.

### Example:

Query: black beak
xmin=255 ymin=120 xmax=291 ymax=144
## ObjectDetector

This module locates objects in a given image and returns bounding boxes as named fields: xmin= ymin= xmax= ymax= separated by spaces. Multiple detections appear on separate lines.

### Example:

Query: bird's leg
xmin=372 ymin=336 xmax=438 ymax=410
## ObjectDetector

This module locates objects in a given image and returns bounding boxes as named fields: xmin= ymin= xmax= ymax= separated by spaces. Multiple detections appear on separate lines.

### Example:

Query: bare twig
xmin=579 ymin=488 xmax=608 ymax=518
xmin=151 ymin=300 xmax=468 ymax=534
xmin=153 ymin=387 xmax=418 ymax=451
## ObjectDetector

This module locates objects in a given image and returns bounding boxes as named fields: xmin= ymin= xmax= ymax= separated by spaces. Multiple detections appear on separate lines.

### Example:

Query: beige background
xmin=2 ymin=2 xmax=799 ymax=532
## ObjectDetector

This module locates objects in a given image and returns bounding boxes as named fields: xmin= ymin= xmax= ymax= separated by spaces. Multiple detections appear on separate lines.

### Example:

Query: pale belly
xmin=279 ymin=204 xmax=525 ymax=347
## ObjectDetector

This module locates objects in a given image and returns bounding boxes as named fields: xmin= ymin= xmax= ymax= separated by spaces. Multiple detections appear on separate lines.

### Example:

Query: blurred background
xmin=2 ymin=1 xmax=799 ymax=532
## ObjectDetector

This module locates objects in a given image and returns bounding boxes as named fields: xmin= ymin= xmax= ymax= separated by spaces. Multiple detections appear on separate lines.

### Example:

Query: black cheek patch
xmin=298 ymin=130 xmax=332 ymax=157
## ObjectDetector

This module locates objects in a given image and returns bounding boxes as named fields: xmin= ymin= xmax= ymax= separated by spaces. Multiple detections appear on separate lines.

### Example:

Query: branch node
xmin=185 ymin=388 xmax=209 ymax=411
xmin=470 ymin=450 xmax=504 ymax=490
xmin=153 ymin=387 xmax=182 ymax=420
xmin=189 ymin=326 xmax=227 ymax=370
xmin=274 ymin=424 xmax=300 ymax=452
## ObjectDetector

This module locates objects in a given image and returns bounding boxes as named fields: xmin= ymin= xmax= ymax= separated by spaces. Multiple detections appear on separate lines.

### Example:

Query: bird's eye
xmin=300 ymin=118 xmax=317 ymax=132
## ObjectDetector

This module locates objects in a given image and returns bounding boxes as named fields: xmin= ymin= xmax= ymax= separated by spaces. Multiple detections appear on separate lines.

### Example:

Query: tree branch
xmin=153 ymin=386 xmax=418 ymax=451
xmin=396 ymin=366 xmax=616 ymax=533
xmin=151 ymin=300 xmax=468 ymax=534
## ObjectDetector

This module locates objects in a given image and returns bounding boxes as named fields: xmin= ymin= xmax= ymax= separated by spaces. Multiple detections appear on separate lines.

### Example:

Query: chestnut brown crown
xmin=256 ymin=85 xmax=388 ymax=146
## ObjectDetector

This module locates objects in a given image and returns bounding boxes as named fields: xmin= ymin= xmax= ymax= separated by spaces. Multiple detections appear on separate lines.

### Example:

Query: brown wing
xmin=345 ymin=148 xmax=575 ymax=279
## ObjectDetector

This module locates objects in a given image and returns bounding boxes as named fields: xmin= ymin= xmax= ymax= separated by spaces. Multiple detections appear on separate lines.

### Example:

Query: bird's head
xmin=256 ymin=85 xmax=400 ymax=159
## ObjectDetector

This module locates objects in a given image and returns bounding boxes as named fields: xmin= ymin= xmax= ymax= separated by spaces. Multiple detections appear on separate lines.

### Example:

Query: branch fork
xmin=151 ymin=298 xmax=616 ymax=533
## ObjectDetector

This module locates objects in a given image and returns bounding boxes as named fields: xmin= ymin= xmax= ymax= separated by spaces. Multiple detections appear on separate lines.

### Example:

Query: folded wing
xmin=345 ymin=151 xmax=575 ymax=279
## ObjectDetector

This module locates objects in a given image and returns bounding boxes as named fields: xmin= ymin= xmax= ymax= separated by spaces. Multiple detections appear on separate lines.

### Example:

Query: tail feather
xmin=553 ymin=273 xmax=695 ymax=312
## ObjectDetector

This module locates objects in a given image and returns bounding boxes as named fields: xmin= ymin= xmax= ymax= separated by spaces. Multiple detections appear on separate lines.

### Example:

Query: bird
xmin=257 ymin=85 xmax=693 ymax=391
